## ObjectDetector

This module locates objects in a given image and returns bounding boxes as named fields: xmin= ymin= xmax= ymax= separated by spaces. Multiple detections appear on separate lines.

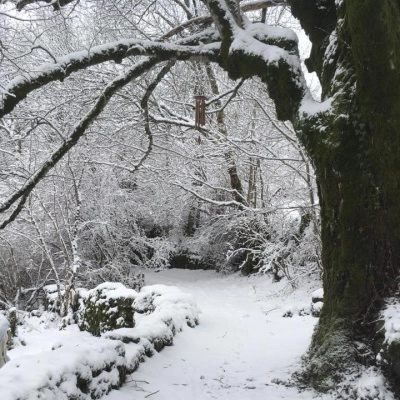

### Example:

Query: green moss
xmin=225 ymin=49 xmax=303 ymax=121
xmin=77 ymin=285 xmax=136 ymax=336
xmin=295 ymin=317 xmax=356 ymax=392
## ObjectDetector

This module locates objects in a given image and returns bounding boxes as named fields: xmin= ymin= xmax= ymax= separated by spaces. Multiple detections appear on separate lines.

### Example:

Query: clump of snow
xmin=311 ymin=288 xmax=324 ymax=316
xmin=244 ymin=23 xmax=298 ymax=44
xmin=0 ymin=314 xmax=9 ymax=339
xmin=311 ymin=301 xmax=323 ymax=317
xmin=382 ymin=301 xmax=400 ymax=344
xmin=88 ymin=282 xmax=138 ymax=301
xmin=299 ymin=96 xmax=333 ymax=116
xmin=352 ymin=367 xmax=395 ymax=400
xmin=311 ymin=288 xmax=324 ymax=302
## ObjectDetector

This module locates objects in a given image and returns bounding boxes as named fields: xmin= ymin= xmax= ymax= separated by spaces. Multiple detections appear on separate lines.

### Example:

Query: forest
xmin=1 ymin=0 xmax=400 ymax=399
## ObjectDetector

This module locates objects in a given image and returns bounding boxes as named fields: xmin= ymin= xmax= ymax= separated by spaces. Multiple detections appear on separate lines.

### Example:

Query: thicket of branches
xmin=0 ymin=0 xmax=320 ymax=312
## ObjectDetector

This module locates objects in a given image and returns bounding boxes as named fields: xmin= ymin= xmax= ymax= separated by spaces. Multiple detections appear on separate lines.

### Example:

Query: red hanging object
xmin=194 ymin=95 xmax=207 ymax=129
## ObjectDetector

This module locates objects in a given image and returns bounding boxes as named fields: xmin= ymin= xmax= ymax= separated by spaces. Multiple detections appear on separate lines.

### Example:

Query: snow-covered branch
xmin=0 ymin=36 xmax=220 ymax=119
xmin=205 ymin=0 xmax=308 ymax=121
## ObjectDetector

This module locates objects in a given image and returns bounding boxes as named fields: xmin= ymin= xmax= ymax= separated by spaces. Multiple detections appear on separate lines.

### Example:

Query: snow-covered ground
xmin=4 ymin=269 xmax=394 ymax=399
xmin=104 ymin=269 xmax=332 ymax=400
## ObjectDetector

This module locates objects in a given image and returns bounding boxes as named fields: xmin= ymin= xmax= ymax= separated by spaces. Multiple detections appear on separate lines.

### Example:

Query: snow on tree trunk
xmin=0 ymin=314 xmax=10 ymax=368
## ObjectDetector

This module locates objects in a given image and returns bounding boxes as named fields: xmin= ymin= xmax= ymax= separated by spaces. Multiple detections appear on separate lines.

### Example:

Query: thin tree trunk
xmin=204 ymin=63 xmax=246 ymax=206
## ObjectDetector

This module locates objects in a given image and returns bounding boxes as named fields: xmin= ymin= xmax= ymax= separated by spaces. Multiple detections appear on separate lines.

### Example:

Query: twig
xmin=145 ymin=390 xmax=160 ymax=398
xmin=262 ymin=307 xmax=278 ymax=315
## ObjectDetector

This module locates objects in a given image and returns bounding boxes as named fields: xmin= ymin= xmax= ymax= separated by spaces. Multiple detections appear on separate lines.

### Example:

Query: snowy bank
xmin=0 ymin=335 xmax=126 ymax=400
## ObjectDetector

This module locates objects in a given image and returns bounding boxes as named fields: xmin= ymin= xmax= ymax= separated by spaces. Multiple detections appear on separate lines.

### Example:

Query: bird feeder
xmin=194 ymin=95 xmax=207 ymax=129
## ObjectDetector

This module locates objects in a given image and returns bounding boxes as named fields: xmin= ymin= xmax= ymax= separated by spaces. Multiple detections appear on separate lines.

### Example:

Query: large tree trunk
xmin=290 ymin=0 xmax=400 ymax=390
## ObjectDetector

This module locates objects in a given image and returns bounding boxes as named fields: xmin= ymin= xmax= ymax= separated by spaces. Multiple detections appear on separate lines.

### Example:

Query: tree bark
xmin=290 ymin=0 xmax=400 ymax=390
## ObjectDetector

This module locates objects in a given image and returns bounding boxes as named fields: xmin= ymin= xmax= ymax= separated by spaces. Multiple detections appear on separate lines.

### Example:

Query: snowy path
xmin=105 ymin=269 xmax=331 ymax=400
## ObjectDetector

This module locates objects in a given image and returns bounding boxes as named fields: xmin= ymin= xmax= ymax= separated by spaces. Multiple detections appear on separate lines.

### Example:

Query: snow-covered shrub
xmin=77 ymin=283 xmax=137 ymax=336
xmin=174 ymin=208 xmax=320 ymax=280
xmin=143 ymin=237 xmax=176 ymax=269
xmin=255 ymin=213 xmax=320 ymax=283
xmin=176 ymin=214 xmax=249 ymax=273
xmin=168 ymin=249 xmax=214 ymax=270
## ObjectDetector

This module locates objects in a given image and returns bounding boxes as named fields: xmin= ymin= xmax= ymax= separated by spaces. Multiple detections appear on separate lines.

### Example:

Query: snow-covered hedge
xmin=0 ymin=283 xmax=198 ymax=399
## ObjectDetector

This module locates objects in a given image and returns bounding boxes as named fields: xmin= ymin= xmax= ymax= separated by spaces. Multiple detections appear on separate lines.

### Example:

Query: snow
xmin=0 ymin=331 xmax=126 ymax=400
xmin=104 ymin=269 xmax=330 ymax=400
xmin=311 ymin=288 xmax=324 ymax=300
xmin=1 ymin=282 xmax=198 ymax=399
xmin=299 ymin=96 xmax=333 ymax=117
xmin=382 ymin=301 xmax=400 ymax=344
xmin=352 ymin=367 xmax=395 ymax=400
xmin=1 ymin=271 xmax=396 ymax=399
xmin=0 ymin=314 xmax=9 ymax=338
xmin=230 ymin=28 xmax=299 ymax=68
xmin=104 ymin=283 xmax=198 ymax=349
xmin=85 ymin=282 xmax=138 ymax=301
xmin=244 ymin=22 xmax=298 ymax=44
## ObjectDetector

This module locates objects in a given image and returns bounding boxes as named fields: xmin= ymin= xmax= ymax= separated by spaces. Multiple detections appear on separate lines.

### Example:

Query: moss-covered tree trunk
xmin=290 ymin=0 xmax=400 ymax=390
xmin=207 ymin=0 xmax=400 ymax=390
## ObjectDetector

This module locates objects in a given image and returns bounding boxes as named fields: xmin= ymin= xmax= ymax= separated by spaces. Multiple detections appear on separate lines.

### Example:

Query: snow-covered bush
xmin=77 ymin=283 xmax=137 ymax=336
xmin=311 ymin=288 xmax=324 ymax=317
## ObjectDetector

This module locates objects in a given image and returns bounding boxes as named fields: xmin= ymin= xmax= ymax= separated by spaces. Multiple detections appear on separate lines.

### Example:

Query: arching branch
xmin=0 ymin=33 xmax=220 ymax=119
